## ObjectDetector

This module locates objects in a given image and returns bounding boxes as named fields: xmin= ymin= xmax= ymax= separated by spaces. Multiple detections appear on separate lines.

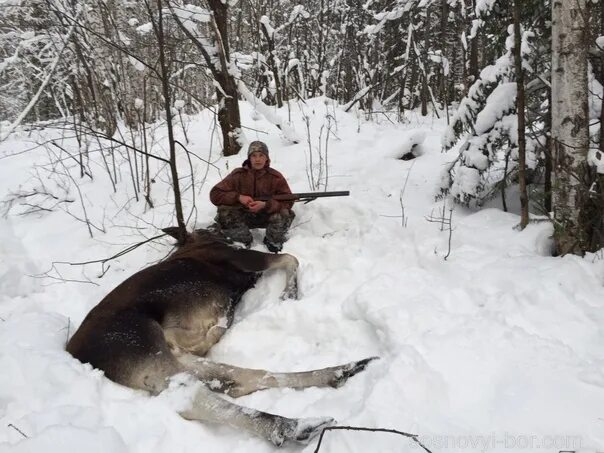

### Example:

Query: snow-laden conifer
xmin=441 ymin=25 xmax=537 ymax=207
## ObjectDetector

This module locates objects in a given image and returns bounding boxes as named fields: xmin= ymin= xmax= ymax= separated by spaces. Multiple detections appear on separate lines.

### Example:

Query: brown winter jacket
xmin=210 ymin=160 xmax=294 ymax=214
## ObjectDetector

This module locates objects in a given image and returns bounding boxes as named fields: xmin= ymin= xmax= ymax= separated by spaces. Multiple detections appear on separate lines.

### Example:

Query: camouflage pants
xmin=214 ymin=206 xmax=295 ymax=251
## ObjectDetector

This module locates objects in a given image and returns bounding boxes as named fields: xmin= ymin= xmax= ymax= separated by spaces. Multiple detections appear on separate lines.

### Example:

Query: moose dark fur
xmin=66 ymin=228 xmax=375 ymax=446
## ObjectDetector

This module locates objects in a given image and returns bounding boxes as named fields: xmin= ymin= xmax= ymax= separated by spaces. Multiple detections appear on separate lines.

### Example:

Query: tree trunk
xmin=208 ymin=0 xmax=242 ymax=156
xmin=215 ymin=72 xmax=243 ymax=156
xmin=155 ymin=0 xmax=186 ymax=242
xmin=551 ymin=0 xmax=590 ymax=255
xmin=439 ymin=0 xmax=450 ymax=107
xmin=513 ymin=0 xmax=529 ymax=228
xmin=421 ymin=7 xmax=430 ymax=116
xmin=595 ymin=0 xmax=604 ymax=250
xmin=544 ymin=90 xmax=553 ymax=213
xmin=468 ymin=1 xmax=479 ymax=86
xmin=260 ymin=19 xmax=283 ymax=108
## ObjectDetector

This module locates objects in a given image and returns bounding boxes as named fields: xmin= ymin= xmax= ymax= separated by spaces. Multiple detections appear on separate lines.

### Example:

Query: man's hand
xmin=247 ymin=200 xmax=266 ymax=213
xmin=238 ymin=194 xmax=254 ymax=207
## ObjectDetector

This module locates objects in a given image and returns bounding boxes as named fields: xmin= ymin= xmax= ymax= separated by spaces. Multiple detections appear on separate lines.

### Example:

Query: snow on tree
xmin=0 ymin=0 xmax=74 ymax=126
xmin=441 ymin=24 xmax=537 ymax=206
xmin=588 ymin=62 xmax=604 ymax=174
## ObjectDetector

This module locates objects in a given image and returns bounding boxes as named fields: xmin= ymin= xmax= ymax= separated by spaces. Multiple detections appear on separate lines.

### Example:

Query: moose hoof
xmin=280 ymin=280 xmax=299 ymax=300
xmin=293 ymin=416 xmax=335 ymax=444
xmin=331 ymin=356 xmax=379 ymax=388
xmin=280 ymin=288 xmax=298 ymax=301
xmin=270 ymin=416 xmax=335 ymax=446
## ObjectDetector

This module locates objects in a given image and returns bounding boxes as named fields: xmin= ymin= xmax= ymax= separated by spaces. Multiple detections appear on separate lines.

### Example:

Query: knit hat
xmin=248 ymin=141 xmax=269 ymax=158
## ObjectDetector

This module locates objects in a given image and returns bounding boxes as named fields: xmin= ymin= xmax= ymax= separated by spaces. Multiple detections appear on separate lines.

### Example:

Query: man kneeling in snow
xmin=209 ymin=141 xmax=295 ymax=252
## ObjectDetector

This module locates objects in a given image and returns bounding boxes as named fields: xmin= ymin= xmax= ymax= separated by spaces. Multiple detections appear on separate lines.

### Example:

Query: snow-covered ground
xmin=1 ymin=99 xmax=603 ymax=452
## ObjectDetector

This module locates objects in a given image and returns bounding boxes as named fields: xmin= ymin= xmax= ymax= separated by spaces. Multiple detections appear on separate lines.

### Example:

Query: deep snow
xmin=1 ymin=98 xmax=603 ymax=452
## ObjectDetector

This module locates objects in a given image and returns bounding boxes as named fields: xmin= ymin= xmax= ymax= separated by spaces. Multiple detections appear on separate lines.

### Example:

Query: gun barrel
xmin=257 ymin=191 xmax=350 ymax=201
xmin=291 ymin=191 xmax=350 ymax=198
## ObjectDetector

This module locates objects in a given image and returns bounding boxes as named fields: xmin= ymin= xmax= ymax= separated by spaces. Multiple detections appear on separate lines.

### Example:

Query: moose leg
xmin=80 ymin=320 xmax=328 ymax=446
xmin=269 ymin=253 xmax=298 ymax=299
xmin=143 ymin=364 xmax=332 ymax=446
xmin=175 ymin=382 xmax=334 ymax=446
xmin=226 ymin=249 xmax=299 ymax=299
xmin=177 ymin=354 xmax=378 ymax=398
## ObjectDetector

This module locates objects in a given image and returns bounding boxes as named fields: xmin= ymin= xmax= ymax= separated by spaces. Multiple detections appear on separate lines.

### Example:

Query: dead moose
xmin=66 ymin=228 xmax=376 ymax=446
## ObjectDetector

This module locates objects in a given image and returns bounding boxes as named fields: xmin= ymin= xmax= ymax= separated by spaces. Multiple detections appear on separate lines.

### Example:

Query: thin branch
xmin=444 ymin=208 xmax=454 ymax=260
xmin=7 ymin=424 xmax=28 ymax=439
xmin=51 ymin=141 xmax=93 ymax=179
xmin=174 ymin=139 xmax=221 ymax=171
xmin=51 ymin=122 xmax=171 ymax=164
xmin=313 ymin=426 xmax=433 ymax=453
xmin=51 ymin=233 xmax=166 ymax=267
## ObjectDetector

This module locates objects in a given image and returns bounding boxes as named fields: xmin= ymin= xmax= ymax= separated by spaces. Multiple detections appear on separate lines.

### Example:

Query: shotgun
xmin=257 ymin=191 xmax=350 ymax=204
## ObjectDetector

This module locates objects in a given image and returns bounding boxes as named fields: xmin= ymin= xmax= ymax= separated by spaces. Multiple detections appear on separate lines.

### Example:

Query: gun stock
xmin=257 ymin=191 xmax=350 ymax=203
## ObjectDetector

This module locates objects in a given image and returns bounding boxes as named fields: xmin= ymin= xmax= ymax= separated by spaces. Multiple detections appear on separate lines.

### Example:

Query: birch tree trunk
xmin=551 ymin=0 xmax=589 ymax=255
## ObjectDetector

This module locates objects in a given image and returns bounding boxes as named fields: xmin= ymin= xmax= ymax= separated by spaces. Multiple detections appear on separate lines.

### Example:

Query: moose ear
xmin=162 ymin=226 xmax=183 ymax=240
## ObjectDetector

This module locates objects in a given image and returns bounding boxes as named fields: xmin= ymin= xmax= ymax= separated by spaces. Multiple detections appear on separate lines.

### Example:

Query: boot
xmin=263 ymin=237 xmax=282 ymax=253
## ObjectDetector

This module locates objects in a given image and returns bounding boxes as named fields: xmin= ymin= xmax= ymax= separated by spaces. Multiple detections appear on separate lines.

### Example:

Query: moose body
xmin=66 ymin=228 xmax=374 ymax=446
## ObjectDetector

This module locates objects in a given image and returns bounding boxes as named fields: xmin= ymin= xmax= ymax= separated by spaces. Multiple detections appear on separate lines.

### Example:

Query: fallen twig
xmin=33 ymin=233 xmax=167 ymax=285
xmin=7 ymin=424 xmax=28 ymax=439
xmin=313 ymin=426 xmax=433 ymax=453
